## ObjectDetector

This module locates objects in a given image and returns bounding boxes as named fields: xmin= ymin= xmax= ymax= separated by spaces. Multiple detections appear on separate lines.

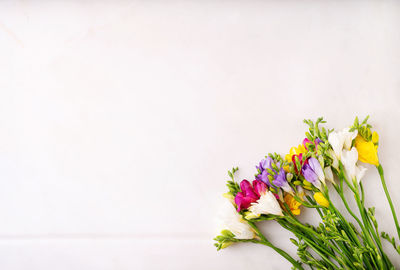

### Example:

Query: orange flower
xmin=284 ymin=194 xmax=301 ymax=215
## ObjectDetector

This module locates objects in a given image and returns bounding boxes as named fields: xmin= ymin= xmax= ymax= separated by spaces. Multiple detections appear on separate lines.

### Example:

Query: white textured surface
xmin=0 ymin=1 xmax=400 ymax=269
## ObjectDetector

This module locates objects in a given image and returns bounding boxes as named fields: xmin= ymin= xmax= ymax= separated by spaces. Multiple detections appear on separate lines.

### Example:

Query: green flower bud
xmin=293 ymin=180 xmax=301 ymax=185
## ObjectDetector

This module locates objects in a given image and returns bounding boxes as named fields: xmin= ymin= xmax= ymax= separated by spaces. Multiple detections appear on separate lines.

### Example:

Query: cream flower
xmin=248 ymin=191 xmax=283 ymax=216
xmin=328 ymin=128 xmax=358 ymax=159
xmin=324 ymin=166 xmax=334 ymax=184
xmin=341 ymin=147 xmax=367 ymax=183
xmin=218 ymin=200 xmax=255 ymax=239
xmin=328 ymin=149 xmax=339 ymax=169
xmin=355 ymin=165 xmax=367 ymax=183
xmin=343 ymin=128 xmax=358 ymax=151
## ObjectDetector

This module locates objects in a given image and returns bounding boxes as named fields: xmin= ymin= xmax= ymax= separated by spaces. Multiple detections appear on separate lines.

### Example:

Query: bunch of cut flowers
xmin=214 ymin=117 xmax=400 ymax=270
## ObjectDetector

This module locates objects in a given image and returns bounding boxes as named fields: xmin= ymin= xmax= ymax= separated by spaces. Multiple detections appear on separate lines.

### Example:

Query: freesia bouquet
xmin=214 ymin=117 xmax=400 ymax=270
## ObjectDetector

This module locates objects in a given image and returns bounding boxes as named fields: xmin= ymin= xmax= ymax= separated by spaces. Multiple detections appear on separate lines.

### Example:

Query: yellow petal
xmin=314 ymin=192 xmax=329 ymax=207
xmin=372 ymin=131 xmax=379 ymax=144
xmin=354 ymin=135 xmax=379 ymax=166
xmin=296 ymin=144 xmax=306 ymax=155
xmin=284 ymin=194 xmax=301 ymax=216
xmin=283 ymin=165 xmax=290 ymax=172
xmin=292 ymin=209 xmax=301 ymax=216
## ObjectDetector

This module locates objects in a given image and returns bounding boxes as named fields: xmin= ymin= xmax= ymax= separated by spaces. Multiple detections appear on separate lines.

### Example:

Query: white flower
xmin=218 ymin=200 xmax=255 ymax=239
xmin=343 ymin=128 xmax=358 ymax=150
xmin=355 ymin=165 xmax=367 ymax=183
xmin=323 ymin=166 xmax=335 ymax=184
xmin=297 ymin=186 xmax=305 ymax=199
xmin=280 ymin=182 xmax=294 ymax=195
xmin=328 ymin=128 xmax=358 ymax=159
xmin=341 ymin=148 xmax=358 ymax=180
xmin=341 ymin=147 xmax=368 ymax=183
xmin=328 ymin=149 xmax=339 ymax=169
xmin=248 ymin=191 xmax=283 ymax=216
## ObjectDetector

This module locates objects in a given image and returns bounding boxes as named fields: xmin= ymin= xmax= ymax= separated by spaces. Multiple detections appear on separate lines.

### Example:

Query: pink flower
xmin=234 ymin=180 xmax=267 ymax=212
xmin=302 ymin=137 xmax=323 ymax=151
xmin=292 ymin=153 xmax=304 ymax=175
xmin=252 ymin=180 xmax=267 ymax=197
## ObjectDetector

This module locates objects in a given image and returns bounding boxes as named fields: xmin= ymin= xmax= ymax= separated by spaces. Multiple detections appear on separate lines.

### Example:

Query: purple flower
xmin=315 ymin=138 xmax=323 ymax=145
xmin=255 ymin=157 xmax=273 ymax=185
xmin=301 ymin=157 xmax=323 ymax=189
xmin=272 ymin=168 xmax=293 ymax=193
xmin=256 ymin=157 xmax=272 ymax=172
xmin=303 ymin=137 xmax=323 ymax=151
xmin=255 ymin=157 xmax=293 ymax=194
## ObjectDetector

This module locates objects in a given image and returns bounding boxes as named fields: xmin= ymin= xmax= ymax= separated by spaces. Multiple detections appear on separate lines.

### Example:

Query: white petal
xmin=328 ymin=132 xmax=340 ymax=158
xmin=328 ymin=149 xmax=339 ymax=169
xmin=343 ymin=128 xmax=358 ymax=150
xmin=281 ymin=182 xmax=294 ymax=194
xmin=218 ymin=199 xmax=255 ymax=239
xmin=313 ymin=179 xmax=322 ymax=190
xmin=328 ymin=131 xmax=345 ymax=159
xmin=341 ymin=148 xmax=358 ymax=181
xmin=324 ymin=166 xmax=335 ymax=184
xmin=249 ymin=191 xmax=283 ymax=216
xmin=356 ymin=165 xmax=367 ymax=183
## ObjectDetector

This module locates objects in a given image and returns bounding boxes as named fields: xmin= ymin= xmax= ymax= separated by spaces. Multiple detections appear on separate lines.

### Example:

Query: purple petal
xmin=260 ymin=170 xmax=271 ymax=186
xmin=272 ymin=168 xmax=287 ymax=187
xmin=302 ymin=163 xmax=318 ymax=185
xmin=308 ymin=157 xmax=324 ymax=181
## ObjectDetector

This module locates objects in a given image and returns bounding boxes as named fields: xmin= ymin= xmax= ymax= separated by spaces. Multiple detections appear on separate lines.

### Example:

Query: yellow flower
xmin=372 ymin=131 xmax=379 ymax=144
xmin=284 ymin=194 xmax=301 ymax=215
xmin=314 ymin=192 xmax=329 ymax=207
xmin=285 ymin=144 xmax=306 ymax=162
xmin=354 ymin=135 xmax=379 ymax=166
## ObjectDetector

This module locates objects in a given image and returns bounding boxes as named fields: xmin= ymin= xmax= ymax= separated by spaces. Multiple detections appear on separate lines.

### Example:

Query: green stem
xmin=247 ymin=221 xmax=304 ymax=270
xmin=283 ymin=216 xmax=354 ymax=268
xmin=353 ymin=180 xmax=393 ymax=269
xmin=377 ymin=164 xmax=400 ymax=241
xmin=278 ymin=220 xmax=341 ymax=269
xmin=335 ymin=163 xmax=384 ymax=268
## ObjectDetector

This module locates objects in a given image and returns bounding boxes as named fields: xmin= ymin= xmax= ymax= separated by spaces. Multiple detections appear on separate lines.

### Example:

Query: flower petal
xmin=324 ymin=166 xmax=334 ymax=184
xmin=252 ymin=180 xmax=267 ymax=197
xmin=249 ymin=191 xmax=283 ymax=216
xmin=308 ymin=157 xmax=325 ymax=184
xmin=341 ymin=148 xmax=358 ymax=181
xmin=302 ymin=163 xmax=320 ymax=189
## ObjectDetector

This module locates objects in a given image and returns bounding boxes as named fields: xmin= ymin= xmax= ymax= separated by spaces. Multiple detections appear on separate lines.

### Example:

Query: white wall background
xmin=0 ymin=1 xmax=400 ymax=269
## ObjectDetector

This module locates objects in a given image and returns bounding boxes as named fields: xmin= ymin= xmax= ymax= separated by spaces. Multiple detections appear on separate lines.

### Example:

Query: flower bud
xmin=314 ymin=192 xmax=329 ymax=207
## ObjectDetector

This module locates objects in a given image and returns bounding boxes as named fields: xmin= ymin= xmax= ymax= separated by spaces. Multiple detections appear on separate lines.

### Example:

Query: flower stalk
xmin=377 ymin=164 xmax=400 ymax=241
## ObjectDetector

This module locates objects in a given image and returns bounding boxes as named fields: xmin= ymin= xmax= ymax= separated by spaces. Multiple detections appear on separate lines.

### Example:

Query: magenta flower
xmin=234 ymin=180 xmax=267 ymax=212
xmin=302 ymin=138 xmax=323 ymax=151
xmin=253 ymin=180 xmax=267 ymax=197
xmin=292 ymin=153 xmax=304 ymax=175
